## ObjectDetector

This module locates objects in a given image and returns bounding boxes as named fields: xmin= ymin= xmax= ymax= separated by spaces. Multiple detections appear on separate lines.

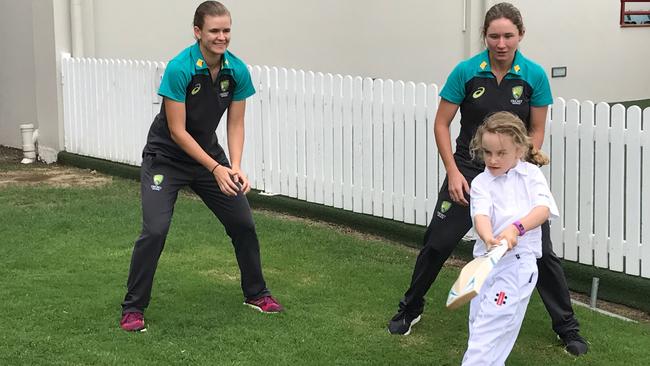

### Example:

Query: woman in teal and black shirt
xmin=388 ymin=2 xmax=588 ymax=357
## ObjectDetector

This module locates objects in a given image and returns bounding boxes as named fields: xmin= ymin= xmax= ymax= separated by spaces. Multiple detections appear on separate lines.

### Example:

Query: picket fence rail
xmin=61 ymin=55 xmax=650 ymax=278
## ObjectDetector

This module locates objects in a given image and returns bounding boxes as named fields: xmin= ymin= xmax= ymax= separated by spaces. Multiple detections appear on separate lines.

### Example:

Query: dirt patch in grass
xmin=0 ymin=145 xmax=23 ymax=162
xmin=0 ymin=167 xmax=111 ymax=188
xmin=571 ymin=292 xmax=650 ymax=324
xmin=0 ymin=145 xmax=111 ymax=188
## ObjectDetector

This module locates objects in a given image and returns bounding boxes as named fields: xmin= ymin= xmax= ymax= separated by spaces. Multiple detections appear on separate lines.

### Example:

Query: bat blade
xmin=446 ymin=239 xmax=508 ymax=310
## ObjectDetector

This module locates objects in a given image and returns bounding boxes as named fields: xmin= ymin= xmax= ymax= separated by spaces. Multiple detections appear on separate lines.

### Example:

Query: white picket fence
xmin=60 ymin=55 xmax=650 ymax=278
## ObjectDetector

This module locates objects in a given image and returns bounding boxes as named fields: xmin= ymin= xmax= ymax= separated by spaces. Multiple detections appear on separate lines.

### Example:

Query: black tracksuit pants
xmin=121 ymin=153 xmax=270 ymax=314
xmin=399 ymin=174 xmax=580 ymax=337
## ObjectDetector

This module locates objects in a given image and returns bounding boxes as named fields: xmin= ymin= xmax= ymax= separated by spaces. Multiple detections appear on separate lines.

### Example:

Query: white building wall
xmin=90 ymin=0 xmax=464 ymax=88
xmin=0 ymin=0 xmax=69 ymax=158
xmin=0 ymin=0 xmax=648 ymax=149
xmin=87 ymin=0 xmax=650 ymax=103
xmin=513 ymin=0 xmax=650 ymax=103
xmin=0 ymin=0 xmax=38 ymax=148
xmin=32 ymin=0 xmax=71 ymax=162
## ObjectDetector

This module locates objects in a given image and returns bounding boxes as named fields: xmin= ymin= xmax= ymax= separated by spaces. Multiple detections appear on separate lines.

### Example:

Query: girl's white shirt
xmin=470 ymin=160 xmax=559 ymax=259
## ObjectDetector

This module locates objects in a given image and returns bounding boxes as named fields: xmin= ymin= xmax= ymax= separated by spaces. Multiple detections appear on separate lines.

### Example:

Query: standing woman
xmin=120 ymin=1 xmax=283 ymax=332
xmin=387 ymin=2 xmax=588 ymax=356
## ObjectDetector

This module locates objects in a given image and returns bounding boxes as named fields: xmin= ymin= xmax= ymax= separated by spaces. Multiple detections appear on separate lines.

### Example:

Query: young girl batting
xmin=462 ymin=111 xmax=559 ymax=365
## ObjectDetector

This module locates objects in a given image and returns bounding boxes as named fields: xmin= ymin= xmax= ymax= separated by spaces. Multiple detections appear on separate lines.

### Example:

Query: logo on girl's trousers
xmin=151 ymin=174 xmax=164 ymax=191
xmin=436 ymin=200 xmax=452 ymax=219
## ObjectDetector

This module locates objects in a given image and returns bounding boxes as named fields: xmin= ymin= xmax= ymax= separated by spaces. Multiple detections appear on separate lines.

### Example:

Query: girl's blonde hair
xmin=194 ymin=1 xmax=231 ymax=30
xmin=469 ymin=111 xmax=549 ymax=166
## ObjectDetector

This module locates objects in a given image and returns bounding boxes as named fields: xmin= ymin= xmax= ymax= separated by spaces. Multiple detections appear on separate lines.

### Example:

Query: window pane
xmin=622 ymin=1 xmax=650 ymax=26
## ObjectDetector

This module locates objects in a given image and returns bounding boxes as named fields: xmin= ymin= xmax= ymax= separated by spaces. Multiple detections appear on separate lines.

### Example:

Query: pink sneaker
xmin=244 ymin=296 xmax=284 ymax=313
xmin=120 ymin=312 xmax=146 ymax=332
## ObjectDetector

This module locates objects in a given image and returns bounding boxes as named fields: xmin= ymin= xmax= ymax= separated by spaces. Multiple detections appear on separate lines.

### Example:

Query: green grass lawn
xmin=1 ymin=168 xmax=649 ymax=365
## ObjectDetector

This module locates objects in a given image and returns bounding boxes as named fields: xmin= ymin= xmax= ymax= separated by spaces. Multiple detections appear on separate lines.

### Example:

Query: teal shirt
xmin=144 ymin=42 xmax=255 ymax=163
xmin=158 ymin=42 xmax=255 ymax=102
xmin=440 ymin=49 xmax=552 ymax=106
xmin=439 ymin=49 xmax=552 ymax=171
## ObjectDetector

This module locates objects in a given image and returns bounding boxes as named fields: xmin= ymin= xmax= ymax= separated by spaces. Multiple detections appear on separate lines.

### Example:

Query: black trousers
xmin=399 ymin=176 xmax=580 ymax=336
xmin=121 ymin=153 xmax=270 ymax=314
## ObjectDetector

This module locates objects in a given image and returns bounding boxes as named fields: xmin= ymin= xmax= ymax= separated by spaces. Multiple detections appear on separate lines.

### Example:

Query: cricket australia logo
xmin=436 ymin=200 xmax=452 ymax=219
xmin=510 ymin=86 xmax=523 ymax=105
xmin=220 ymin=80 xmax=229 ymax=92
xmin=151 ymin=174 xmax=164 ymax=191
xmin=219 ymin=79 xmax=230 ymax=98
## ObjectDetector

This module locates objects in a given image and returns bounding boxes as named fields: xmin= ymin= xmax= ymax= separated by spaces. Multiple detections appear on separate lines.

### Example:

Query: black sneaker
xmin=387 ymin=311 xmax=422 ymax=335
xmin=560 ymin=330 xmax=589 ymax=356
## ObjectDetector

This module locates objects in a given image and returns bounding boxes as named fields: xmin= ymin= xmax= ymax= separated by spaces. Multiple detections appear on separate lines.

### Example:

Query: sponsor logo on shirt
xmin=191 ymin=83 xmax=201 ymax=95
xmin=494 ymin=291 xmax=508 ymax=306
xmin=472 ymin=87 xmax=486 ymax=99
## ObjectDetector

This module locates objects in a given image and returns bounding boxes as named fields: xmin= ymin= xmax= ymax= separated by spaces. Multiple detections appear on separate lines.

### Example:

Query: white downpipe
xmin=20 ymin=124 xmax=39 ymax=164
xmin=462 ymin=0 xmax=467 ymax=32
xmin=71 ymin=0 xmax=84 ymax=57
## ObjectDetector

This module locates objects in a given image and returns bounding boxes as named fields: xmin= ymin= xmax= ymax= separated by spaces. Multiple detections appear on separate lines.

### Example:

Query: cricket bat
xmin=446 ymin=239 xmax=509 ymax=310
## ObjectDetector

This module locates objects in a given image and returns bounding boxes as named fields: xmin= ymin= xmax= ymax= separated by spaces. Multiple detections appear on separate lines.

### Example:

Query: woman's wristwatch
xmin=512 ymin=220 xmax=526 ymax=236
